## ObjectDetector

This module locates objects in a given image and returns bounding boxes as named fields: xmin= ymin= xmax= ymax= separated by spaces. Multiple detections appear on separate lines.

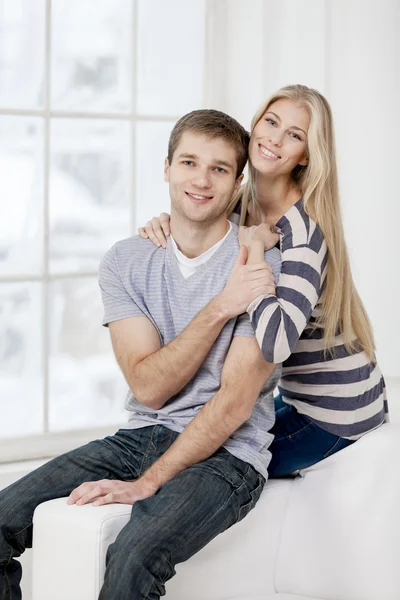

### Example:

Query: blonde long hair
xmin=232 ymin=84 xmax=375 ymax=360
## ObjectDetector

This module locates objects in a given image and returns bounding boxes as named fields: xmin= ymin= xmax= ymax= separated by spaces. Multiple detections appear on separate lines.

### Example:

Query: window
xmin=0 ymin=0 xmax=210 ymax=461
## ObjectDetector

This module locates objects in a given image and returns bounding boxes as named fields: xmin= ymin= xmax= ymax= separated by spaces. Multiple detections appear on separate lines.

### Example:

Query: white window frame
xmin=0 ymin=0 xmax=227 ymax=463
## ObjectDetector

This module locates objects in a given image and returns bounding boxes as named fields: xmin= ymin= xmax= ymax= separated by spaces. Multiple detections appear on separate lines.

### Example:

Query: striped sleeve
xmin=98 ymin=245 xmax=145 ymax=326
xmin=247 ymin=204 xmax=328 ymax=363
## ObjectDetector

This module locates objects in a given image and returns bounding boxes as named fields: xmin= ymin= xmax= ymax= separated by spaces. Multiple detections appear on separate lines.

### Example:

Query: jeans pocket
xmin=237 ymin=474 xmax=265 ymax=523
xmin=323 ymin=436 xmax=353 ymax=459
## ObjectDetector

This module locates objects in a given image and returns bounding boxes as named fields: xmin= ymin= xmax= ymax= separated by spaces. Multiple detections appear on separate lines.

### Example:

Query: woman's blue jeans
xmin=268 ymin=395 xmax=355 ymax=477
xmin=0 ymin=425 xmax=264 ymax=600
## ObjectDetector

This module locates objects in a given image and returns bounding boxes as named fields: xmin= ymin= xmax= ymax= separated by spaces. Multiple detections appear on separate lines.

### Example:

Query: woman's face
xmin=249 ymin=98 xmax=310 ymax=178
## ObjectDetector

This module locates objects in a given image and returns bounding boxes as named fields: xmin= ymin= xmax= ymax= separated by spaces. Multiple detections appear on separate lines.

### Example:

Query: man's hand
xmin=216 ymin=245 xmax=276 ymax=318
xmin=67 ymin=478 xmax=158 ymax=507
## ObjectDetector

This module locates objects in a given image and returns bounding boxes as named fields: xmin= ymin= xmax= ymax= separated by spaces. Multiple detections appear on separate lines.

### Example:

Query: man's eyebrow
xmin=177 ymin=153 xmax=235 ymax=170
xmin=211 ymin=159 xmax=235 ymax=170
xmin=177 ymin=153 xmax=198 ymax=160
xmin=265 ymin=111 xmax=307 ymax=136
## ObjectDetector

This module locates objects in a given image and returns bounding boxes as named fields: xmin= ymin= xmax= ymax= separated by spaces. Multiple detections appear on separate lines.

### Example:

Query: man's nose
xmin=192 ymin=169 xmax=212 ymax=188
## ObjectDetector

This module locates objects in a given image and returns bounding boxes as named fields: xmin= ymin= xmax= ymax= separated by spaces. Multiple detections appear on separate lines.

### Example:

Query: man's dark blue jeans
xmin=0 ymin=425 xmax=264 ymax=600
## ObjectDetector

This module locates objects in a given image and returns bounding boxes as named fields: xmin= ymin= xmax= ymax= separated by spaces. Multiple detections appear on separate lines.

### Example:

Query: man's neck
xmin=170 ymin=213 xmax=230 ymax=259
xmin=248 ymin=173 xmax=301 ymax=226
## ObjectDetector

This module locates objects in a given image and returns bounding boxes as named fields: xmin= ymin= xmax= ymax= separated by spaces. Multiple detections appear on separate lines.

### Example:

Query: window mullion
xmin=43 ymin=0 xmax=52 ymax=435
xmin=131 ymin=0 xmax=138 ymax=236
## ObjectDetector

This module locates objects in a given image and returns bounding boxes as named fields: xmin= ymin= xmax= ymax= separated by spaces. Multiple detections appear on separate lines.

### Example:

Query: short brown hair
xmin=168 ymin=109 xmax=249 ymax=178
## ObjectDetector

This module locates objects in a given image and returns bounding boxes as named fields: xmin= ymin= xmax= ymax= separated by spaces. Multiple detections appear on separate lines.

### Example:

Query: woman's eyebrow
xmin=266 ymin=111 xmax=307 ymax=136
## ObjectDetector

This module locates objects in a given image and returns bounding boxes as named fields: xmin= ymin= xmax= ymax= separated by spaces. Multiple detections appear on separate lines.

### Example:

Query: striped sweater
xmin=234 ymin=198 xmax=388 ymax=440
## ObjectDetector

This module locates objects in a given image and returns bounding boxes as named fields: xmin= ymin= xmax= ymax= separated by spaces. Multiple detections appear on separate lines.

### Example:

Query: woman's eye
xmin=289 ymin=132 xmax=301 ymax=140
xmin=266 ymin=118 xmax=276 ymax=126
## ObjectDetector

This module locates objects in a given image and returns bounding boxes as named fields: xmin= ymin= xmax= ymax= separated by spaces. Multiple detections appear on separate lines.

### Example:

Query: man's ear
xmin=164 ymin=157 xmax=170 ymax=182
xmin=234 ymin=173 xmax=244 ymax=192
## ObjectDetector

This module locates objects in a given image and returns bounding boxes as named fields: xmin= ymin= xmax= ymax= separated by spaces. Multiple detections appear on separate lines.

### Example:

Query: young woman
xmin=138 ymin=84 xmax=388 ymax=477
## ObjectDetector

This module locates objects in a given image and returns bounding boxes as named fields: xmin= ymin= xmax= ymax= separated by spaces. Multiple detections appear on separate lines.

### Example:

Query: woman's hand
xmin=239 ymin=223 xmax=280 ymax=251
xmin=138 ymin=213 xmax=171 ymax=248
xmin=216 ymin=246 xmax=276 ymax=319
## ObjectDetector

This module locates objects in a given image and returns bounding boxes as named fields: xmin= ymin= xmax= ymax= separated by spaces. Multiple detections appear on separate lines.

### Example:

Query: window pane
xmin=0 ymin=283 xmax=43 ymax=438
xmin=0 ymin=0 xmax=45 ymax=109
xmin=135 ymin=120 xmax=172 ymax=226
xmin=51 ymin=0 xmax=132 ymax=112
xmin=137 ymin=0 xmax=206 ymax=116
xmin=0 ymin=116 xmax=44 ymax=276
xmin=49 ymin=118 xmax=131 ymax=274
xmin=48 ymin=277 xmax=127 ymax=432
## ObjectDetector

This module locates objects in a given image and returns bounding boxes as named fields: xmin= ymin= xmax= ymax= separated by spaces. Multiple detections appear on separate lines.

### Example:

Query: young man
xmin=0 ymin=110 xmax=281 ymax=600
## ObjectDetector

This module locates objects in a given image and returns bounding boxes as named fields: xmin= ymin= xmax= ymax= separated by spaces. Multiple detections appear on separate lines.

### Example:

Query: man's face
xmin=164 ymin=131 xmax=243 ymax=225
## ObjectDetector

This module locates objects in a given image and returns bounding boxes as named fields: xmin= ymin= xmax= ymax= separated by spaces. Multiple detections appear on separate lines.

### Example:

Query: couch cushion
xmin=275 ymin=423 xmax=400 ymax=600
xmin=32 ymin=478 xmax=293 ymax=600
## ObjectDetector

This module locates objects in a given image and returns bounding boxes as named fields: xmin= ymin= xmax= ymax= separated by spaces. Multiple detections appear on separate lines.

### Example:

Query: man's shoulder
xmin=265 ymin=246 xmax=281 ymax=264
xmin=107 ymin=235 xmax=165 ymax=265
xmin=100 ymin=235 xmax=166 ymax=284
xmin=112 ymin=234 xmax=159 ymax=254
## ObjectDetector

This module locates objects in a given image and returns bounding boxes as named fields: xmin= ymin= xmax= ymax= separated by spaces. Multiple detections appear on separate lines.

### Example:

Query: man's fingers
xmin=234 ymin=244 xmax=248 ymax=267
xmin=246 ymin=270 xmax=275 ymax=283
xmin=251 ymin=284 xmax=276 ymax=296
xmin=67 ymin=481 xmax=99 ymax=505
xmin=93 ymin=492 xmax=114 ymax=507
xmin=246 ymin=262 xmax=274 ymax=273
xmin=75 ymin=485 xmax=104 ymax=506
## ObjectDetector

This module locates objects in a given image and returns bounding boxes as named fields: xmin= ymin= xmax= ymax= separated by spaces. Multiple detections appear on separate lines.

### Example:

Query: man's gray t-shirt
xmin=99 ymin=223 xmax=282 ymax=479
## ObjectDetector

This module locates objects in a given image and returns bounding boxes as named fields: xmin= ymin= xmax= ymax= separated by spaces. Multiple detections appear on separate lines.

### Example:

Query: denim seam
xmin=4 ymin=545 xmax=13 ymax=600
xmin=6 ymin=522 xmax=32 ymax=542
xmin=323 ymin=436 xmax=342 ymax=458
xmin=101 ymin=437 xmax=137 ymax=480
xmin=274 ymin=420 xmax=313 ymax=442
xmin=183 ymin=478 xmax=247 ymax=551
xmin=5 ymin=569 xmax=11 ymax=600
xmin=139 ymin=426 xmax=158 ymax=475
xmin=144 ymin=554 xmax=173 ymax=600
xmin=140 ymin=427 xmax=174 ymax=476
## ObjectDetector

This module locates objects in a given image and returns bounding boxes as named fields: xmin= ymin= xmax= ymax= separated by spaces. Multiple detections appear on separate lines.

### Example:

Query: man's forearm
xmin=138 ymin=384 xmax=250 ymax=490
xmin=131 ymin=297 xmax=229 ymax=409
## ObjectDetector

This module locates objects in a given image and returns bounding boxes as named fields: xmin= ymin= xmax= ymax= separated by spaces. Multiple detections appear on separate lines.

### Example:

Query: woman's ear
xmin=298 ymin=156 xmax=308 ymax=167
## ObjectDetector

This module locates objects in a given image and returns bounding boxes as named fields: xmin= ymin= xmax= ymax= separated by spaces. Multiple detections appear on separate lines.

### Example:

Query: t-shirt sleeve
xmin=98 ymin=245 xmax=146 ymax=326
xmin=232 ymin=312 xmax=255 ymax=338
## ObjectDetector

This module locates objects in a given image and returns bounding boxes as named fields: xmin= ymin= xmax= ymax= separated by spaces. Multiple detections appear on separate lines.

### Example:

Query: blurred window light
xmin=0 ymin=0 xmax=207 ymax=456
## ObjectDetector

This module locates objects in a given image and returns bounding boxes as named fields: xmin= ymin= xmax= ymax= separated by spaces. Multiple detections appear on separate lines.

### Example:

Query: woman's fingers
xmin=151 ymin=217 xmax=168 ymax=248
xmin=138 ymin=227 xmax=148 ymax=239
xmin=159 ymin=213 xmax=171 ymax=236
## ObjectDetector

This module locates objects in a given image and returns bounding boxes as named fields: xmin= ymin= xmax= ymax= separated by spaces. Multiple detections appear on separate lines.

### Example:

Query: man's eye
xmin=215 ymin=167 xmax=226 ymax=173
xmin=183 ymin=160 xmax=194 ymax=166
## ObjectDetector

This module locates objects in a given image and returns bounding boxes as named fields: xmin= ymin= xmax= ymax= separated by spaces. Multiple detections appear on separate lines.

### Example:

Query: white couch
xmin=32 ymin=423 xmax=400 ymax=600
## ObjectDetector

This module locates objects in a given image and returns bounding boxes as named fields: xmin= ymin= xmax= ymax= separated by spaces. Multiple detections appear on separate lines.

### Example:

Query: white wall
xmin=216 ymin=0 xmax=400 ymax=378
